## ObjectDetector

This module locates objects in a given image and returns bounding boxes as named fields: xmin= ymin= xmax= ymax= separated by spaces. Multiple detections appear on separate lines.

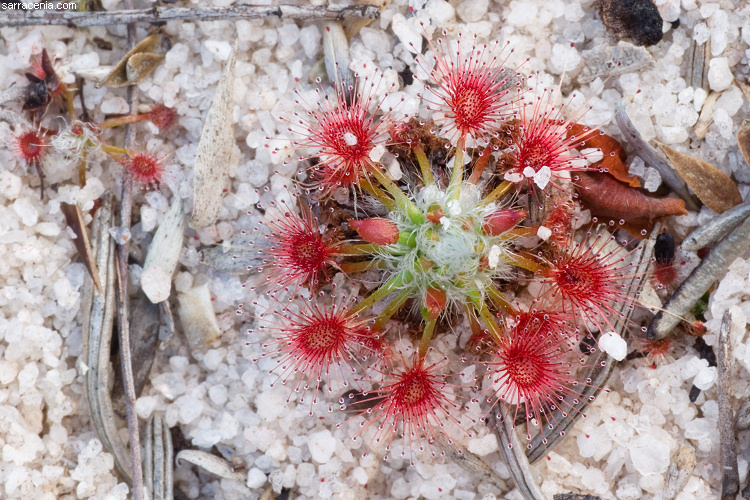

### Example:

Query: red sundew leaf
xmin=567 ymin=123 xmax=640 ymax=187
xmin=575 ymin=171 xmax=687 ymax=230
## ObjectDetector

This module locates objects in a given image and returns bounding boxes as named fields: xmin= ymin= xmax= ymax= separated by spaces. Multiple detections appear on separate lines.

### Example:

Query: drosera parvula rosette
xmin=248 ymin=31 xmax=672 ymax=467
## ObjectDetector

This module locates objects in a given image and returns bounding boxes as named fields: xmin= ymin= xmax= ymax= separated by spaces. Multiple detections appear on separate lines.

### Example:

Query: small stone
xmin=467 ymin=434 xmax=499 ymax=456
xmin=692 ymin=366 xmax=717 ymax=390
xmin=391 ymin=14 xmax=421 ymax=54
xmin=708 ymin=57 xmax=733 ymax=92
xmin=598 ymin=0 xmax=663 ymax=46
xmin=307 ymin=429 xmax=336 ymax=463
xmin=246 ymin=467 xmax=267 ymax=489
xmin=628 ymin=434 xmax=670 ymax=474
xmin=599 ymin=331 xmax=628 ymax=361
xmin=204 ymin=40 xmax=232 ymax=61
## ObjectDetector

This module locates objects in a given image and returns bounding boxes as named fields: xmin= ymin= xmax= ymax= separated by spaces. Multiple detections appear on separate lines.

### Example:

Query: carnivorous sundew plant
xmin=245 ymin=30 xmax=675 ymax=465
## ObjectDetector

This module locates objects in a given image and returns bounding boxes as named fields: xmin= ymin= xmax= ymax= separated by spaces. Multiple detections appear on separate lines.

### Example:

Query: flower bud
xmin=422 ymin=286 xmax=447 ymax=321
xmin=349 ymin=217 xmax=399 ymax=245
xmin=482 ymin=209 xmax=527 ymax=236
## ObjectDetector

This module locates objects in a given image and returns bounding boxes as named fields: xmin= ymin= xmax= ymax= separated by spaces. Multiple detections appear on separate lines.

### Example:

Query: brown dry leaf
xmin=575 ymin=171 xmax=687 ymax=230
xmin=567 ymin=123 xmax=640 ymax=187
xmin=659 ymin=143 xmax=741 ymax=213
xmin=60 ymin=202 xmax=103 ymax=294
xmin=99 ymin=34 xmax=166 ymax=88
xmin=737 ymin=120 xmax=750 ymax=169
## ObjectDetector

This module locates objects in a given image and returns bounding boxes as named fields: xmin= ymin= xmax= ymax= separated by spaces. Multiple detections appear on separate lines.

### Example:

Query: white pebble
xmin=506 ymin=0 xmax=538 ymax=26
xmin=246 ymin=467 xmax=267 ymax=489
xmin=100 ymin=97 xmax=129 ymax=115
xmin=391 ymin=14 xmax=422 ymax=54
xmin=693 ymin=366 xmax=717 ymax=390
xmin=0 ymin=171 xmax=22 ymax=200
xmin=204 ymin=40 xmax=232 ymax=61
xmin=308 ymin=429 xmax=336 ymax=463
xmin=456 ymin=0 xmax=488 ymax=22
xmin=708 ymin=57 xmax=733 ymax=92
xmin=140 ymin=265 xmax=172 ymax=303
xmin=628 ymin=434 xmax=670 ymax=475
xmin=467 ymin=434 xmax=499 ymax=456
xmin=599 ymin=332 xmax=628 ymax=361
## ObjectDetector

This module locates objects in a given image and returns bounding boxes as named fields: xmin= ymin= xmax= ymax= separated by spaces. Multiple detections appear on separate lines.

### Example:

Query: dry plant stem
xmin=0 ymin=4 xmax=380 ymax=27
xmin=648 ymin=215 xmax=750 ymax=340
xmin=718 ymin=311 xmax=740 ymax=499
xmin=495 ymin=406 xmax=545 ymax=500
xmin=115 ymin=12 xmax=145 ymax=498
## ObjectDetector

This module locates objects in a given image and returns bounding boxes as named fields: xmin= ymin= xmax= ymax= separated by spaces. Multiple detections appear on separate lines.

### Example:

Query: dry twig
xmin=0 ymin=4 xmax=379 ymax=27
xmin=718 ymin=311 xmax=739 ymax=499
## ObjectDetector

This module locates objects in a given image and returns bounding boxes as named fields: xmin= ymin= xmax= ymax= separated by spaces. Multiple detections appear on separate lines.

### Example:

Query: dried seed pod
xmin=737 ymin=119 xmax=750 ymax=167
xmin=597 ymin=0 xmax=664 ymax=47
xmin=99 ymin=34 xmax=168 ymax=88
xmin=323 ymin=21 xmax=355 ymax=101
xmin=190 ymin=41 xmax=237 ymax=229
xmin=663 ymin=446 xmax=696 ymax=500
xmin=198 ymin=232 xmax=262 ymax=274
xmin=579 ymin=41 xmax=654 ymax=84
xmin=112 ymin=294 xmax=159 ymax=419
xmin=659 ymin=143 xmax=742 ymax=214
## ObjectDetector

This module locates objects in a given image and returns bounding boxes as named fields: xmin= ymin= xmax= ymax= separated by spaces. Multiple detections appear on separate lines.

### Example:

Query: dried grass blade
xmin=82 ymin=193 xmax=133 ymax=481
xmin=718 ymin=311 xmax=740 ymax=499
xmin=60 ymin=201 xmax=103 ymax=294
xmin=492 ymin=406 xmax=545 ymax=500
xmin=681 ymin=201 xmax=750 ymax=251
xmin=190 ymin=41 xmax=237 ymax=229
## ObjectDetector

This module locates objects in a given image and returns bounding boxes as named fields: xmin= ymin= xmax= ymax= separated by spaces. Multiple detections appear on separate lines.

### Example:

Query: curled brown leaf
xmin=575 ymin=171 xmax=687 ymax=230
